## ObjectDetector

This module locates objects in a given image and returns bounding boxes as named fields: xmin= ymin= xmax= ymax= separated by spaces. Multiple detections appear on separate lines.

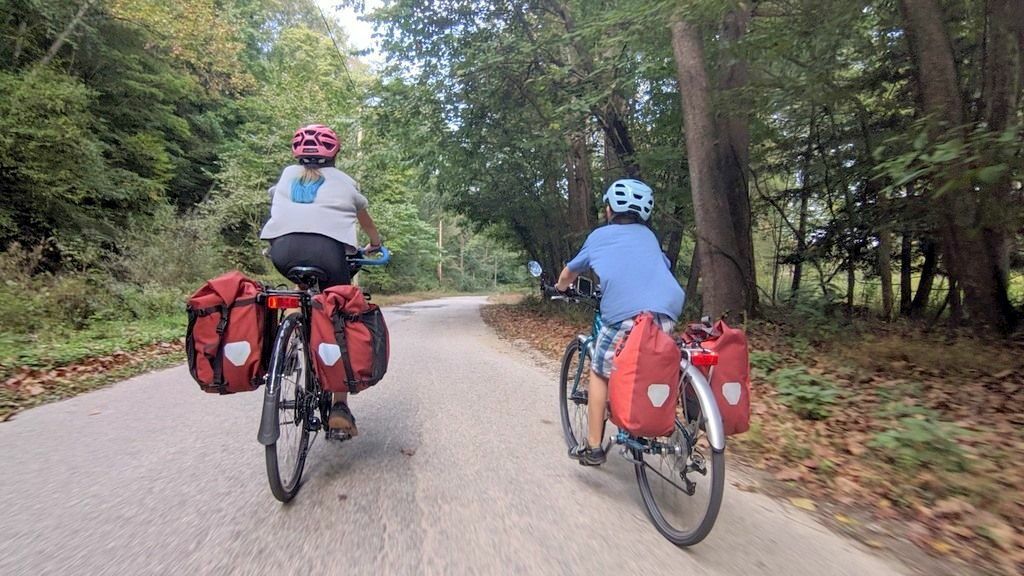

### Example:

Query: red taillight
xmin=689 ymin=351 xmax=719 ymax=367
xmin=267 ymin=295 xmax=301 ymax=309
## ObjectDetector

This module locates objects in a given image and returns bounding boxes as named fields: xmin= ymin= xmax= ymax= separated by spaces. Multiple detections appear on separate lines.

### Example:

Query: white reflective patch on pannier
xmin=318 ymin=343 xmax=342 ymax=367
xmin=647 ymin=384 xmax=671 ymax=408
xmin=722 ymin=382 xmax=743 ymax=405
xmin=223 ymin=342 xmax=251 ymax=367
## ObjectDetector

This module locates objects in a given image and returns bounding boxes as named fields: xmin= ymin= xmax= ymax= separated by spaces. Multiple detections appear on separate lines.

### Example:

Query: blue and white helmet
xmin=603 ymin=179 xmax=654 ymax=221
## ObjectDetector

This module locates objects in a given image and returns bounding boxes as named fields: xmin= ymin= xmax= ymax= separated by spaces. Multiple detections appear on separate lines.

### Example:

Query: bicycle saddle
xmin=286 ymin=266 xmax=328 ymax=287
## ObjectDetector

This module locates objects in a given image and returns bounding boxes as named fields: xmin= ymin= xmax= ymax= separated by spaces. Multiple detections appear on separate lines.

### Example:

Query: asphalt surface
xmin=0 ymin=296 xmax=908 ymax=575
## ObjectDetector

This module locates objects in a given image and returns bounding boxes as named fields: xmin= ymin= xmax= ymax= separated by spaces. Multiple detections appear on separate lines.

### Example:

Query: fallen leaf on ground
xmin=789 ymin=497 xmax=817 ymax=511
xmin=931 ymin=540 xmax=954 ymax=555
xmin=774 ymin=468 xmax=804 ymax=481
xmin=834 ymin=513 xmax=857 ymax=525
xmin=934 ymin=498 xmax=975 ymax=517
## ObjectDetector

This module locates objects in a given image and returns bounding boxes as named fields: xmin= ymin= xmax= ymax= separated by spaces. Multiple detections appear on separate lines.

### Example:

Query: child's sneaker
xmin=569 ymin=444 xmax=607 ymax=466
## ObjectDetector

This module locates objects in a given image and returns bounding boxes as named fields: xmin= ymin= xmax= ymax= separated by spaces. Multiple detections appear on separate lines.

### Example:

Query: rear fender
xmin=682 ymin=362 xmax=726 ymax=452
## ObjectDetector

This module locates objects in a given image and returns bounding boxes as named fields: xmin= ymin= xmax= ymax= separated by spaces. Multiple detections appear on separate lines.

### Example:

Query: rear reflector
xmin=689 ymin=351 xmax=719 ymax=367
xmin=267 ymin=295 xmax=301 ymax=309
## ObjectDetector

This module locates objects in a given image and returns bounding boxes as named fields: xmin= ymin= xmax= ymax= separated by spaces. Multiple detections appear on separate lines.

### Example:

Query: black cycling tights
xmin=268 ymin=233 xmax=352 ymax=288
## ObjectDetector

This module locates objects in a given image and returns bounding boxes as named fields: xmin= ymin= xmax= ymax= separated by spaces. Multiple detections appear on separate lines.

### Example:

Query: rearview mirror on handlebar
xmin=527 ymin=260 xmax=543 ymax=278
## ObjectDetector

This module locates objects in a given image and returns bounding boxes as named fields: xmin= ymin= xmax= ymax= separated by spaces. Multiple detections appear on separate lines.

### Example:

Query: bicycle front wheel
xmin=559 ymin=339 xmax=591 ymax=451
xmin=634 ymin=374 xmax=725 ymax=546
xmin=265 ymin=313 xmax=311 ymax=503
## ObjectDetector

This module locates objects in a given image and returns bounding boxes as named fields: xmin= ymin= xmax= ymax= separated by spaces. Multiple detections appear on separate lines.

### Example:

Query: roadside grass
xmin=0 ymin=314 xmax=184 ymax=380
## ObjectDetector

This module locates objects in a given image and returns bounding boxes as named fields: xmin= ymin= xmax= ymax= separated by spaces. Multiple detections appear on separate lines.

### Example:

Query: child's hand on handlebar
xmin=362 ymin=243 xmax=382 ymax=255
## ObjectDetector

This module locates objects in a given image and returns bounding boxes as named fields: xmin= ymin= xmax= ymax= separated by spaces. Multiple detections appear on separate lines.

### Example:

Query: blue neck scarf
xmin=291 ymin=175 xmax=325 ymax=203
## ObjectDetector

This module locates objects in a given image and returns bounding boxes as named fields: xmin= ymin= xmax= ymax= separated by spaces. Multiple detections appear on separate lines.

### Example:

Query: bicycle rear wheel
xmin=265 ymin=313 xmax=312 ymax=502
xmin=559 ymin=339 xmax=591 ymax=451
xmin=633 ymin=374 xmax=725 ymax=546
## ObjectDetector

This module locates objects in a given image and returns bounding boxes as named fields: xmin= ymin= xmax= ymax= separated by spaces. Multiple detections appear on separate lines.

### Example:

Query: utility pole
xmin=437 ymin=219 xmax=444 ymax=284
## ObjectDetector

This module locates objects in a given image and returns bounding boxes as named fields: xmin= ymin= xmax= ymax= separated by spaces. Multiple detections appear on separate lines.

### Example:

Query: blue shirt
xmin=567 ymin=224 xmax=685 ymax=325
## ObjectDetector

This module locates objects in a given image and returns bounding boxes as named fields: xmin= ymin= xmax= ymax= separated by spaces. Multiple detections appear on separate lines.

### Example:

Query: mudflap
xmin=257 ymin=384 xmax=279 ymax=445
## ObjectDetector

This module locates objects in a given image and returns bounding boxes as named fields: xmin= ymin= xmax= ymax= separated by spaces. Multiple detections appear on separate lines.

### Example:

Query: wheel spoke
xmin=266 ymin=314 xmax=312 ymax=502
xmin=633 ymin=375 xmax=725 ymax=546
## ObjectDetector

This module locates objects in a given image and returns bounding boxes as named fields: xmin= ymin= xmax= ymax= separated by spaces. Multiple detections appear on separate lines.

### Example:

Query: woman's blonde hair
xmin=299 ymin=166 xmax=322 ymax=185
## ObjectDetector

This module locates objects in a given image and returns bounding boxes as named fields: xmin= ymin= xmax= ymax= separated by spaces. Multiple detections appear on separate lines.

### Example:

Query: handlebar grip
xmin=349 ymin=246 xmax=391 ymax=266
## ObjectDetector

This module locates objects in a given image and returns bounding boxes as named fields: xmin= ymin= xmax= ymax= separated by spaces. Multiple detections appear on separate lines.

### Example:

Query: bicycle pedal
xmin=327 ymin=429 xmax=351 ymax=442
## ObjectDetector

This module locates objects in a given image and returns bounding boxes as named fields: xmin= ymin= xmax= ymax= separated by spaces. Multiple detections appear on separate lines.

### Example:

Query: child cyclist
xmin=554 ymin=179 xmax=685 ymax=466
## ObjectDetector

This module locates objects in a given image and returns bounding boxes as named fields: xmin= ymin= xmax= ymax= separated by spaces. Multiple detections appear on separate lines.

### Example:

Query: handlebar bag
xmin=683 ymin=320 xmax=751 ymax=435
xmin=609 ymin=313 xmax=682 ymax=437
xmin=186 ymin=271 xmax=267 ymax=394
xmin=311 ymin=285 xmax=390 ymax=394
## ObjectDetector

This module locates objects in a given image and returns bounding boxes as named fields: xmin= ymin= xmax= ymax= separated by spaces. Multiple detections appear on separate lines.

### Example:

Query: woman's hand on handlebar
xmin=362 ymin=243 xmax=382 ymax=255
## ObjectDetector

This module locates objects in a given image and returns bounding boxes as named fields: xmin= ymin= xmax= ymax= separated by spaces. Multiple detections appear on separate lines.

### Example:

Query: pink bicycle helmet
xmin=291 ymin=124 xmax=339 ymax=159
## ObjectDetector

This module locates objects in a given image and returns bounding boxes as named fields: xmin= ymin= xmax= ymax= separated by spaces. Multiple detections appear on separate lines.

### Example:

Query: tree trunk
xmin=715 ymin=5 xmax=758 ymax=313
xmin=437 ymin=219 xmax=444 ymax=284
xmin=12 ymin=20 xmax=27 ymax=65
xmin=662 ymin=228 xmax=683 ymax=274
xmin=685 ymin=244 xmax=701 ymax=309
xmin=949 ymin=279 xmax=963 ymax=328
xmin=900 ymin=0 xmax=1018 ymax=332
xmin=910 ymin=238 xmax=938 ymax=317
xmin=670 ymin=17 xmax=747 ymax=323
xmin=39 ymin=0 xmax=99 ymax=67
xmin=566 ymin=132 xmax=595 ymax=248
xmin=876 ymin=184 xmax=895 ymax=320
xmin=900 ymin=232 xmax=913 ymax=315
xmin=792 ymin=118 xmax=814 ymax=298
xmin=846 ymin=257 xmax=856 ymax=315
xmin=603 ymin=133 xmax=623 ymax=187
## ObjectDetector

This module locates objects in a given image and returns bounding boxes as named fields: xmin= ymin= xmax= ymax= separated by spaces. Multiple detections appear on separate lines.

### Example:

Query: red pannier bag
xmin=609 ymin=313 xmax=683 ymax=437
xmin=186 ymin=271 xmax=267 ymax=394
xmin=310 ymin=285 xmax=389 ymax=394
xmin=684 ymin=320 xmax=751 ymax=435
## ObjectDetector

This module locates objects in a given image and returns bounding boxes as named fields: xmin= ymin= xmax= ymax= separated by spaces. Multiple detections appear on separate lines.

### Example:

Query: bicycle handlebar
xmin=538 ymin=281 xmax=598 ymax=306
xmin=347 ymin=246 xmax=391 ymax=267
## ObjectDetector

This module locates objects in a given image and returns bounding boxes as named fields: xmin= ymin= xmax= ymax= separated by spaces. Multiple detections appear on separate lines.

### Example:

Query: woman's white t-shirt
xmin=259 ymin=165 xmax=367 ymax=247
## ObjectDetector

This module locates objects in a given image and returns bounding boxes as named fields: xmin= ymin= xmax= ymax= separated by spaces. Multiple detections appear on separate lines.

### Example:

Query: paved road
xmin=0 ymin=297 xmax=908 ymax=575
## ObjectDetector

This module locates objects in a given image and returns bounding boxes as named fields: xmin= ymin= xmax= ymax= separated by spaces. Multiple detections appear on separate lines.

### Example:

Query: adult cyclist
xmin=260 ymin=123 xmax=382 ymax=437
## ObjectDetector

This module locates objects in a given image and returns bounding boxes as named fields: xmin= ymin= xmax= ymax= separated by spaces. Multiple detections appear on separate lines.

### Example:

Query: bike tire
xmin=265 ymin=313 xmax=311 ymax=503
xmin=633 ymin=375 xmax=725 ymax=546
xmin=558 ymin=339 xmax=590 ymax=451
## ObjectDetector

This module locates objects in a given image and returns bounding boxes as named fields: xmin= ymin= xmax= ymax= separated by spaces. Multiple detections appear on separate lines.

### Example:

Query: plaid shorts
xmin=590 ymin=313 xmax=676 ymax=378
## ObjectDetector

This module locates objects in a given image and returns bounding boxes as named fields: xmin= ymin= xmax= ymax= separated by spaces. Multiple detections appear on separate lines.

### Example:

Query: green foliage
xmin=749 ymin=350 xmax=783 ymax=373
xmin=766 ymin=366 xmax=839 ymax=420
xmin=869 ymin=405 xmax=970 ymax=473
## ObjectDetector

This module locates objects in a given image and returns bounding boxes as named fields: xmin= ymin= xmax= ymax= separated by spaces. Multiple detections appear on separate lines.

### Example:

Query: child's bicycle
xmin=528 ymin=261 xmax=726 ymax=546
xmin=257 ymin=247 xmax=391 ymax=503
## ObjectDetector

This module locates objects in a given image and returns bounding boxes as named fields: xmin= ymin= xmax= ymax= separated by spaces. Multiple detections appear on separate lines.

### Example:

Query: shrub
xmin=750 ymin=350 xmax=784 ymax=373
xmin=767 ymin=366 xmax=840 ymax=420
xmin=869 ymin=405 xmax=970 ymax=473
